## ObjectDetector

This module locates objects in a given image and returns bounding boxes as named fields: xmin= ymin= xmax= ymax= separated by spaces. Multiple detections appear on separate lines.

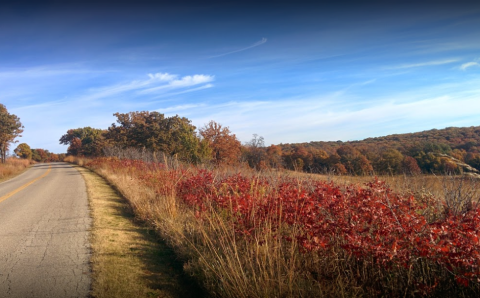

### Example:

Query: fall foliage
xmin=199 ymin=120 xmax=241 ymax=165
xmin=14 ymin=143 xmax=32 ymax=159
xmin=276 ymin=126 xmax=480 ymax=175
xmin=0 ymin=104 xmax=23 ymax=163
xmin=81 ymin=156 xmax=480 ymax=297
xmin=105 ymin=111 xmax=205 ymax=162
xmin=59 ymin=127 xmax=106 ymax=156
xmin=58 ymin=112 xmax=480 ymax=296
xmin=58 ymin=110 xmax=480 ymax=176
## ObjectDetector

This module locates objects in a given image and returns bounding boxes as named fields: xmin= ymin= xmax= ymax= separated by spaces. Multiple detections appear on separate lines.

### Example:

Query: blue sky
xmin=1 ymin=1 xmax=480 ymax=153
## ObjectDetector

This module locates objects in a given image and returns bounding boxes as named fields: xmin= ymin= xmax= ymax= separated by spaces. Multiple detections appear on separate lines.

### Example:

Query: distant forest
xmin=277 ymin=126 xmax=480 ymax=175
xmin=18 ymin=109 xmax=478 ymax=175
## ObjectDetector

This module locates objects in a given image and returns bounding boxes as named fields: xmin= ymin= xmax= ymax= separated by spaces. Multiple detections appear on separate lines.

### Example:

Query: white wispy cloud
xmin=10 ymin=100 xmax=64 ymax=111
xmin=169 ymin=75 xmax=214 ymax=87
xmin=140 ymin=74 xmax=214 ymax=94
xmin=331 ymin=79 xmax=377 ymax=98
xmin=460 ymin=61 xmax=480 ymax=70
xmin=154 ymin=77 xmax=480 ymax=145
xmin=208 ymin=38 xmax=267 ymax=58
xmin=148 ymin=73 xmax=178 ymax=81
xmin=149 ymin=84 xmax=214 ymax=100
xmin=157 ymin=104 xmax=206 ymax=113
xmin=386 ymin=58 xmax=460 ymax=70
xmin=0 ymin=64 xmax=109 ymax=79
xmin=82 ymin=72 xmax=214 ymax=100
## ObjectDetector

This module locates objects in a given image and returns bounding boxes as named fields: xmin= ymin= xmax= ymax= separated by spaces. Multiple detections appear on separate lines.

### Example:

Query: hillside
xmin=276 ymin=126 xmax=480 ymax=175
xmin=282 ymin=126 xmax=480 ymax=154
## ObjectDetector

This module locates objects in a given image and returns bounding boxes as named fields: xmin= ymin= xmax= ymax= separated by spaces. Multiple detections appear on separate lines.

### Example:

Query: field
xmin=0 ymin=157 xmax=32 ymax=182
xmin=66 ymin=155 xmax=480 ymax=297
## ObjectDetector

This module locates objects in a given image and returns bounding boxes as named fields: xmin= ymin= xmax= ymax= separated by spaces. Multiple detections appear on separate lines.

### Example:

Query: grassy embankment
xmin=70 ymin=159 xmax=205 ymax=298
xmin=0 ymin=157 xmax=32 ymax=182
xmin=66 ymin=155 xmax=480 ymax=297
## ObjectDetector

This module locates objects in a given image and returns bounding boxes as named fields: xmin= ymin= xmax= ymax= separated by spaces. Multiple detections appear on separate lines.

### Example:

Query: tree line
xmin=58 ymin=111 xmax=242 ymax=165
xmin=276 ymin=126 xmax=480 ymax=175
xmin=3 ymin=101 xmax=479 ymax=175
xmin=14 ymin=143 xmax=66 ymax=162
xmin=0 ymin=104 xmax=65 ymax=163
xmin=57 ymin=110 xmax=480 ymax=175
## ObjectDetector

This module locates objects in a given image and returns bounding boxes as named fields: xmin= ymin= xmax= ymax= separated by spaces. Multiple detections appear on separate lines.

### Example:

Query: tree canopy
xmin=0 ymin=104 xmax=23 ymax=163
xmin=57 ymin=109 xmax=480 ymax=175
xmin=199 ymin=120 xmax=241 ymax=165
xmin=105 ymin=111 xmax=202 ymax=162
xmin=14 ymin=143 xmax=32 ymax=159
xmin=59 ymin=127 xmax=106 ymax=156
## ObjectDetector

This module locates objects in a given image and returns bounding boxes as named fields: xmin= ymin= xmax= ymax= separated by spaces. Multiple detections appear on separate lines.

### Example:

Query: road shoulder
xmin=74 ymin=165 xmax=202 ymax=298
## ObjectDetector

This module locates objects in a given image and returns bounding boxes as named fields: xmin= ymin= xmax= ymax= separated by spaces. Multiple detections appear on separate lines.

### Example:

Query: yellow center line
xmin=0 ymin=164 xmax=52 ymax=204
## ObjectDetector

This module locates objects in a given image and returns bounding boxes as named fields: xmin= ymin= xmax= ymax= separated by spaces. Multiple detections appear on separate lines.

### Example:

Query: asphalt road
xmin=0 ymin=162 xmax=91 ymax=298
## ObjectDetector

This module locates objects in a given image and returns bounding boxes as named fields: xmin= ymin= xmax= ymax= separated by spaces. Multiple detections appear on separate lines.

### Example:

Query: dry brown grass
xmin=72 ymin=159 xmax=350 ymax=297
xmin=0 ymin=157 xmax=32 ymax=182
xmin=68 ymin=155 xmax=480 ymax=297
xmin=64 ymin=155 xmax=91 ymax=166
xmin=74 ymin=164 xmax=204 ymax=298
xmin=294 ymin=171 xmax=480 ymax=206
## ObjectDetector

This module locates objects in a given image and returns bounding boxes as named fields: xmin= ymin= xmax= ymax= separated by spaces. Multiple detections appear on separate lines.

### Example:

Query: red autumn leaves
xmin=88 ymin=157 xmax=480 ymax=291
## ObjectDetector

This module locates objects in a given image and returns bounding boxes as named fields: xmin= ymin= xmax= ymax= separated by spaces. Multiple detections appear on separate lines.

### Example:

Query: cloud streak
xmin=81 ymin=72 xmax=214 ymax=101
xmin=209 ymin=38 xmax=267 ymax=58
xmin=139 ymin=74 xmax=214 ymax=94
xmin=460 ymin=61 xmax=480 ymax=70
xmin=151 ymin=77 xmax=480 ymax=146
xmin=148 ymin=84 xmax=214 ymax=100
xmin=386 ymin=58 xmax=460 ymax=70
xmin=0 ymin=65 xmax=105 ymax=78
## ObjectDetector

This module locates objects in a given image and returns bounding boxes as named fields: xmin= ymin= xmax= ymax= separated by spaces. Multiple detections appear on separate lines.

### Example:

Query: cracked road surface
xmin=0 ymin=162 xmax=91 ymax=298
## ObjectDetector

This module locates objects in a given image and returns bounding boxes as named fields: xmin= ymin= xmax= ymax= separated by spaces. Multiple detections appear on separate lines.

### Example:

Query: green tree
xmin=106 ymin=111 xmax=201 ymax=162
xmin=415 ymin=152 xmax=442 ymax=173
xmin=31 ymin=149 xmax=41 ymax=162
xmin=0 ymin=104 xmax=24 ymax=163
xmin=31 ymin=148 xmax=49 ymax=162
xmin=14 ymin=143 xmax=32 ymax=159
xmin=175 ymin=120 xmax=204 ymax=163
xmin=59 ymin=127 xmax=106 ymax=156
xmin=376 ymin=149 xmax=404 ymax=174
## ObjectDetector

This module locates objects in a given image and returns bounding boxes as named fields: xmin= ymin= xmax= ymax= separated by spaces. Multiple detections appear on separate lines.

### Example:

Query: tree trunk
xmin=0 ymin=143 xmax=5 ymax=163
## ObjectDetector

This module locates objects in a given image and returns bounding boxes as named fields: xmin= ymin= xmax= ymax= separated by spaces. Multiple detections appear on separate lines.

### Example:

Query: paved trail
xmin=0 ymin=162 xmax=91 ymax=298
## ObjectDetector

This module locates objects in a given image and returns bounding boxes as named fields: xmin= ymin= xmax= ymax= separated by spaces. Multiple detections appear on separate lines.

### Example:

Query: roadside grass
xmin=0 ymin=158 xmax=32 ymax=182
xmin=69 ymin=155 xmax=480 ymax=297
xmin=74 ymin=165 xmax=205 ymax=298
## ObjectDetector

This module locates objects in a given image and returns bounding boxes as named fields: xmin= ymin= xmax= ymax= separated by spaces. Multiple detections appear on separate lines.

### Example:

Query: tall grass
xmin=64 ymin=155 xmax=92 ymax=166
xmin=299 ymin=171 xmax=480 ymax=214
xmin=0 ymin=157 xmax=32 ymax=181
xmin=67 ymin=154 xmax=480 ymax=297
